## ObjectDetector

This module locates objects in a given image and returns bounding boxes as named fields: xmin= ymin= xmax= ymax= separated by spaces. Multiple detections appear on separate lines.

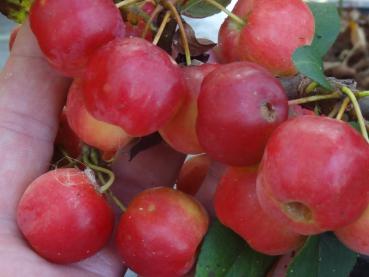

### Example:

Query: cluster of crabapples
xmin=13 ymin=0 xmax=369 ymax=276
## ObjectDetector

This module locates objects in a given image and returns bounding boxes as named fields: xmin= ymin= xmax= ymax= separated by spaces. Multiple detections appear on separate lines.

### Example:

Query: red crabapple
xmin=218 ymin=0 xmax=315 ymax=76
xmin=335 ymin=204 xmax=369 ymax=255
xmin=66 ymin=80 xmax=132 ymax=156
xmin=160 ymin=64 xmax=219 ymax=154
xmin=116 ymin=187 xmax=209 ymax=277
xmin=177 ymin=154 xmax=211 ymax=195
xmin=215 ymin=166 xmax=305 ymax=255
xmin=257 ymin=115 xmax=369 ymax=235
xmin=30 ymin=0 xmax=125 ymax=76
xmin=17 ymin=168 xmax=114 ymax=264
xmin=196 ymin=62 xmax=288 ymax=166
xmin=82 ymin=37 xmax=186 ymax=137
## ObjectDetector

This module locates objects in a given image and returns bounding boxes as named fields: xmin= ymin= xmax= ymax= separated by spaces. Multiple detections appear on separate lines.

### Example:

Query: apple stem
xmin=288 ymin=92 xmax=341 ymax=105
xmin=341 ymin=87 xmax=369 ymax=142
xmin=165 ymin=1 xmax=192 ymax=66
xmin=305 ymin=81 xmax=319 ymax=94
xmin=153 ymin=11 xmax=171 ymax=45
xmin=57 ymin=146 xmax=77 ymax=167
xmin=203 ymin=0 xmax=245 ymax=27
xmin=357 ymin=91 xmax=369 ymax=98
xmin=116 ymin=0 xmax=141 ymax=9
xmin=335 ymin=97 xmax=350 ymax=120
xmin=82 ymin=147 xmax=116 ymax=194
xmin=142 ymin=5 xmax=163 ymax=39
xmin=107 ymin=190 xmax=127 ymax=212
xmin=328 ymin=102 xmax=341 ymax=118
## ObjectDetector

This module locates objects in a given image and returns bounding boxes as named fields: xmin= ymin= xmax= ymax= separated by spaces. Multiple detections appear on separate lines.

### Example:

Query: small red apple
xmin=177 ymin=154 xmax=212 ymax=195
xmin=160 ymin=64 xmax=219 ymax=154
xmin=215 ymin=166 xmax=305 ymax=255
xmin=218 ymin=0 xmax=315 ymax=76
xmin=197 ymin=62 xmax=288 ymax=166
xmin=257 ymin=115 xmax=369 ymax=235
xmin=66 ymin=80 xmax=132 ymax=156
xmin=82 ymin=37 xmax=186 ymax=136
xmin=335 ymin=203 xmax=369 ymax=255
xmin=17 ymin=168 xmax=114 ymax=263
xmin=116 ymin=187 xmax=209 ymax=277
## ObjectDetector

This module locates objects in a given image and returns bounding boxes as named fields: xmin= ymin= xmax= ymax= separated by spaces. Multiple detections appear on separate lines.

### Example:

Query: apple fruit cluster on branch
xmin=4 ymin=0 xmax=369 ymax=276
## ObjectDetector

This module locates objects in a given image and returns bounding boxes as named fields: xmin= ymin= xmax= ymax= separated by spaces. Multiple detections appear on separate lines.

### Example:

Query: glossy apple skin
xmin=177 ymin=154 xmax=212 ymax=195
xmin=217 ymin=0 xmax=252 ymax=63
xmin=218 ymin=18 xmax=242 ymax=63
xmin=30 ymin=0 xmax=125 ymax=77
xmin=17 ymin=168 xmax=114 ymax=264
xmin=257 ymin=115 xmax=369 ymax=235
xmin=66 ymin=80 xmax=132 ymax=155
xmin=83 ymin=37 xmax=186 ymax=137
xmin=239 ymin=0 xmax=314 ymax=76
xmin=218 ymin=0 xmax=314 ymax=76
xmin=160 ymin=64 xmax=219 ymax=154
xmin=116 ymin=187 xmax=209 ymax=277
xmin=196 ymin=62 xmax=288 ymax=166
xmin=215 ymin=166 xmax=305 ymax=255
xmin=335 ymin=204 xmax=369 ymax=255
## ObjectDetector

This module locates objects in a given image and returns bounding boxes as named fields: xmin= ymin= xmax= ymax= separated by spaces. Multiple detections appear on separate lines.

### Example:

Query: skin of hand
xmin=0 ymin=21 xmax=187 ymax=277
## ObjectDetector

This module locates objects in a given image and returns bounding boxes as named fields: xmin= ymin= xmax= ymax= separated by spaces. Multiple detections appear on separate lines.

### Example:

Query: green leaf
xmin=293 ymin=47 xmax=331 ymax=90
xmin=0 ymin=0 xmax=32 ymax=24
xmin=287 ymin=233 xmax=358 ymax=277
xmin=225 ymin=245 xmax=276 ymax=277
xmin=180 ymin=0 xmax=231 ymax=19
xmin=307 ymin=2 xmax=341 ymax=57
xmin=293 ymin=2 xmax=340 ymax=90
xmin=195 ymin=220 xmax=275 ymax=277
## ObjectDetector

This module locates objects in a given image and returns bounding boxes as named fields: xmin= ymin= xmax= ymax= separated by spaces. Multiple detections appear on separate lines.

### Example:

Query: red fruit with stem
xmin=160 ymin=64 xmax=219 ymax=154
xmin=218 ymin=0 xmax=314 ymax=76
xmin=125 ymin=1 xmax=156 ymax=41
xmin=17 ymin=168 xmax=114 ymax=264
xmin=217 ymin=0 xmax=252 ymax=63
xmin=116 ymin=187 xmax=209 ymax=277
xmin=66 ymin=80 xmax=132 ymax=157
xmin=335 ymin=203 xmax=369 ymax=255
xmin=30 ymin=0 xmax=125 ymax=77
xmin=214 ymin=166 xmax=305 ymax=255
xmin=83 ymin=37 xmax=186 ymax=137
xmin=196 ymin=62 xmax=288 ymax=166
xmin=217 ymin=18 xmax=241 ymax=63
xmin=177 ymin=154 xmax=212 ymax=195
xmin=257 ymin=115 xmax=369 ymax=235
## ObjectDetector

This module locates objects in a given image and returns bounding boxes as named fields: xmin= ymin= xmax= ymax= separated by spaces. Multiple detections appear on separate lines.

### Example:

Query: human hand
xmin=0 ymin=21 xmax=189 ymax=277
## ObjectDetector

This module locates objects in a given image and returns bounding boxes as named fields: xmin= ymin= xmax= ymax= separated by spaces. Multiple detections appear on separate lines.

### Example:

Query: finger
xmin=111 ymin=141 xmax=186 ymax=206
xmin=0 ymin=20 xmax=70 ymax=219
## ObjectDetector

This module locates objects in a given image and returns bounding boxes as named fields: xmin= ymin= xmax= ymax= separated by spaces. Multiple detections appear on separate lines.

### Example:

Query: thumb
xmin=0 ymin=20 xmax=70 ymax=219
